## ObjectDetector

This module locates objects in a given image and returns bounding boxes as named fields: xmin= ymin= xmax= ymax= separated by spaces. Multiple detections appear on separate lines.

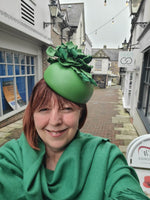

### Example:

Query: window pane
xmin=31 ymin=66 xmax=34 ymax=74
xmin=145 ymin=69 xmax=148 ymax=82
xmin=28 ymin=76 xmax=34 ymax=98
xmin=8 ymin=65 xmax=13 ymax=75
xmin=15 ymin=65 xmax=20 ymax=75
xmin=21 ymin=65 xmax=25 ymax=75
xmin=31 ymin=57 xmax=34 ymax=65
xmin=20 ymin=55 xmax=25 ymax=64
xmin=6 ymin=52 xmax=13 ymax=63
xmin=14 ymin=53 xmax=19 ymax=64
xmin=26 ymin=56 xmax=30 ymax=64
xmin=0 ymin=51 xmax=5 ymax=63
xmin=1 ymin=78 xmax=14 ymax=114
xmin=16 ymin=77 xmax=26 ymax=105
xmin=0 ymin=64 xmax=6 ymax=76
xmin=148 ymin=70 xmax=150 ymax=84
xmin=142 ymin=85 xmax=148 ymax=115
xmin=95 ymin=60 xmax=102 ymax=70
xmin=27 ymin=66 xmax=30 ymax=74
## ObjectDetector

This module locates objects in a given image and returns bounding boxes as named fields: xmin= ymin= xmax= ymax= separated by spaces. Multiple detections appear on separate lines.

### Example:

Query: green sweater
xmin=0 ymin=132 xmax=149 ymax=200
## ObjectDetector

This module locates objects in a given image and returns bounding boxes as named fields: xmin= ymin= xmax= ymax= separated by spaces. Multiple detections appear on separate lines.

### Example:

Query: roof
xmin=61 ymin=3 xmax=84 ymax=27
xmin=92 ymin=49 xmax=109 ymax=59
xmin=92 ymin=48 xmax=119 ymax=61
xmin=103 ymin=49 xmax=119 ymax=61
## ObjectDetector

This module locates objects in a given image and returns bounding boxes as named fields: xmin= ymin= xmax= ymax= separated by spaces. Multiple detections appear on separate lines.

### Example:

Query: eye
xmin=39 ymin=108 xmax=49 ymax=112
xmin=61 ymin=106 xmax=73 ymax=112
xmin=64 ymin=107 xmax=72 ymax=110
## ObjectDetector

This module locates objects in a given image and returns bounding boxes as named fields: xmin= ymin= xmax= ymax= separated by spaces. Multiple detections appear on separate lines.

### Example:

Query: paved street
xmin=81 ymin=85 xmax=138 ymax=156
xmin=0 ymin=85 xmax=138 ymax=156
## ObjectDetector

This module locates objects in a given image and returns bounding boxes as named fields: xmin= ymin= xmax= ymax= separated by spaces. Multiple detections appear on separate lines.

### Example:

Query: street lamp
xmin=130 ymin=0 xmax=141 ymax=15
xmin=122 ymin=38 xmax=128 ymax=50
xmin=126 ymin=1 xmax=129 ymax=6
xmin=43 ymin=0 xmax=59 ymax=28
xmin=49 ymin=0 xmax=59 ymax=17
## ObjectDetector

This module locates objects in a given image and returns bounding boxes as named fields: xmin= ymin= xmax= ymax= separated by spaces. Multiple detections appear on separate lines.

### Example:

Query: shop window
xmin=138 ymin=49 xmax=150 ymax=131
xmin=0 ymin=49 xmax=36 ymax=118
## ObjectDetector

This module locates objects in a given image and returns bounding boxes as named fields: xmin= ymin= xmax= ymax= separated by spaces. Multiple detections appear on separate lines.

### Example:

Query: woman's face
xmin=33 ymin=94 xmax=81 ymax=154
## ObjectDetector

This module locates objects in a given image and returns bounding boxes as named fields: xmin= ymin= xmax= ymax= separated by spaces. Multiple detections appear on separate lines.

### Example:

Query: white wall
xmin=84 ymin=39 xmax=92 ymax=55
xmin=0 ymin=0 xmax=52 ymax=45
xmin=92 ymin=58 xmax=109 ymax=74
xmin=102 ymin=59 xmax=109 ymax=73
xmin=129 ymin=0 xmax=150 ymax=134
xmin=72 ymin=12 xmax=84 ymax=48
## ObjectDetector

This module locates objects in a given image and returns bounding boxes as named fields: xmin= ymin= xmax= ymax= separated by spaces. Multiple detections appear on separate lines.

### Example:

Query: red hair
xmin=23 ymin=78 xmax=87 ymax=150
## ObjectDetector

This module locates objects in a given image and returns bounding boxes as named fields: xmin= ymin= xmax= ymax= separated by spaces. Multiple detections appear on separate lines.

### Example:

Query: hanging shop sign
xmin=118 ymin=51 xmax=134 ymax=68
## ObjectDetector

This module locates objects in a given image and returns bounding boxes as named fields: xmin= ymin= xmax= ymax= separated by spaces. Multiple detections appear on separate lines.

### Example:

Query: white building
xmin=124 ymin=0 xmax=150 ymax=135
xmin=0 ymin=0 xmax=53 ymax=123
xmin=92 ymin=48 xmax=119 ymax=88
xmin=61 ymin=3 xmax=90 ymax=52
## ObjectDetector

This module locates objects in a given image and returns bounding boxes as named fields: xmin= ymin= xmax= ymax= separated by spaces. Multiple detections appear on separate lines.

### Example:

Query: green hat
xmin=44 ymin=42 xmax=97 ymax=104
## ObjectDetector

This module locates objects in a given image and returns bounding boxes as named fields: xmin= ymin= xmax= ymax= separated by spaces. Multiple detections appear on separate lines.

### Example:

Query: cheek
xmin=33 ymin=114 xmax=48 ymax=128
xmin=64 ymin=113 xmax=80 ymax=128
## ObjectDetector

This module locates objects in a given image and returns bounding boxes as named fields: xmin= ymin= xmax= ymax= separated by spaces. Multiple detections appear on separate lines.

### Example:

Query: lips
xmin=45 ymin=128 xmax=67 ymax=137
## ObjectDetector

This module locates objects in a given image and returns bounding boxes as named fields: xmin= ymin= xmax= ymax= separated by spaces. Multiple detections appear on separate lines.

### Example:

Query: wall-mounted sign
xmin=118 ymin=51 xmax=134 ymax=68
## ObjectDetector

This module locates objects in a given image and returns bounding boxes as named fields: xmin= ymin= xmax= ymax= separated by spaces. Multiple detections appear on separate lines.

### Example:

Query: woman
xmin=0 ymin=42 xmax=149 ymax=200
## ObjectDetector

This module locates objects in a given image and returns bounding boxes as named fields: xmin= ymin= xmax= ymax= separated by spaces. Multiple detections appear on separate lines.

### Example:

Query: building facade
xmin=124 ymin=0 xmax=150 ymax=135
xmin=61 ymin=3 xmax=87 ymax=51
xmin=0 ymin=0 xmax=52 ymax=126
xmin=92 ymin=47 xmax=119 ymax=88
xmin=0 ymin=0 xmax=89 ymax=127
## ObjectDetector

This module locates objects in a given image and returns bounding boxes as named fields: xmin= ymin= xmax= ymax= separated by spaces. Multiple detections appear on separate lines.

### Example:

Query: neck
xmin=45 ymin=148 xmax=63 ymax=171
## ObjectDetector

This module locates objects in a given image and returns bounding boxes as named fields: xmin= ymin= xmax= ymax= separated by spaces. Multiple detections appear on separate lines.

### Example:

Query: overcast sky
xmin=60 ymin=0 xmax=131 ymax=48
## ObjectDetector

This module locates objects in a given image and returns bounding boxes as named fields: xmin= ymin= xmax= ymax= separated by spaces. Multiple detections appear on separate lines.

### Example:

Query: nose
xmin=48 ymin=108 xmax=62 ymax=126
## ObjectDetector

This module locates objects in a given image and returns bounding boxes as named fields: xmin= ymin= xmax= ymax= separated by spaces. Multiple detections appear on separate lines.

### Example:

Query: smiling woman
xmin=23 ymin=78 xmax=87 ymax=152
xmin=32 ymin=81 xmax=82 ymax=170
xmin=0 ymin=42 xmax=150 ymax=200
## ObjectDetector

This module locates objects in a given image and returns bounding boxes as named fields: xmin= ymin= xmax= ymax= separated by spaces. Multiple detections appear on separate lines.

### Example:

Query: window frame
xmin=95 ymin=59 xmax=102 ymax=71
xmin=137 ymin=48 xmax=150 ymax=132
xmin=0 ymin=49 xmax=36 ymax=121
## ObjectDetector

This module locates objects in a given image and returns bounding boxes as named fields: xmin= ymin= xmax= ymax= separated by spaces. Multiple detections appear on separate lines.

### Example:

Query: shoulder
xmin=77 ymin=131 xmax=124 ymax=158
xmin=78 ymin=131 xmax=108 ymax=141
xmin=0 ymin=133 xmax=26 ymax=164
xmin=77 ymin=131 xmax=111 ymax=147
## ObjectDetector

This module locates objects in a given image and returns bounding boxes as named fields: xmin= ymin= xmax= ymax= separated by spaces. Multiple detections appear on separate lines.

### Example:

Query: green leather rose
xmin=46 ymin=41 xmax=97 ymax=86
